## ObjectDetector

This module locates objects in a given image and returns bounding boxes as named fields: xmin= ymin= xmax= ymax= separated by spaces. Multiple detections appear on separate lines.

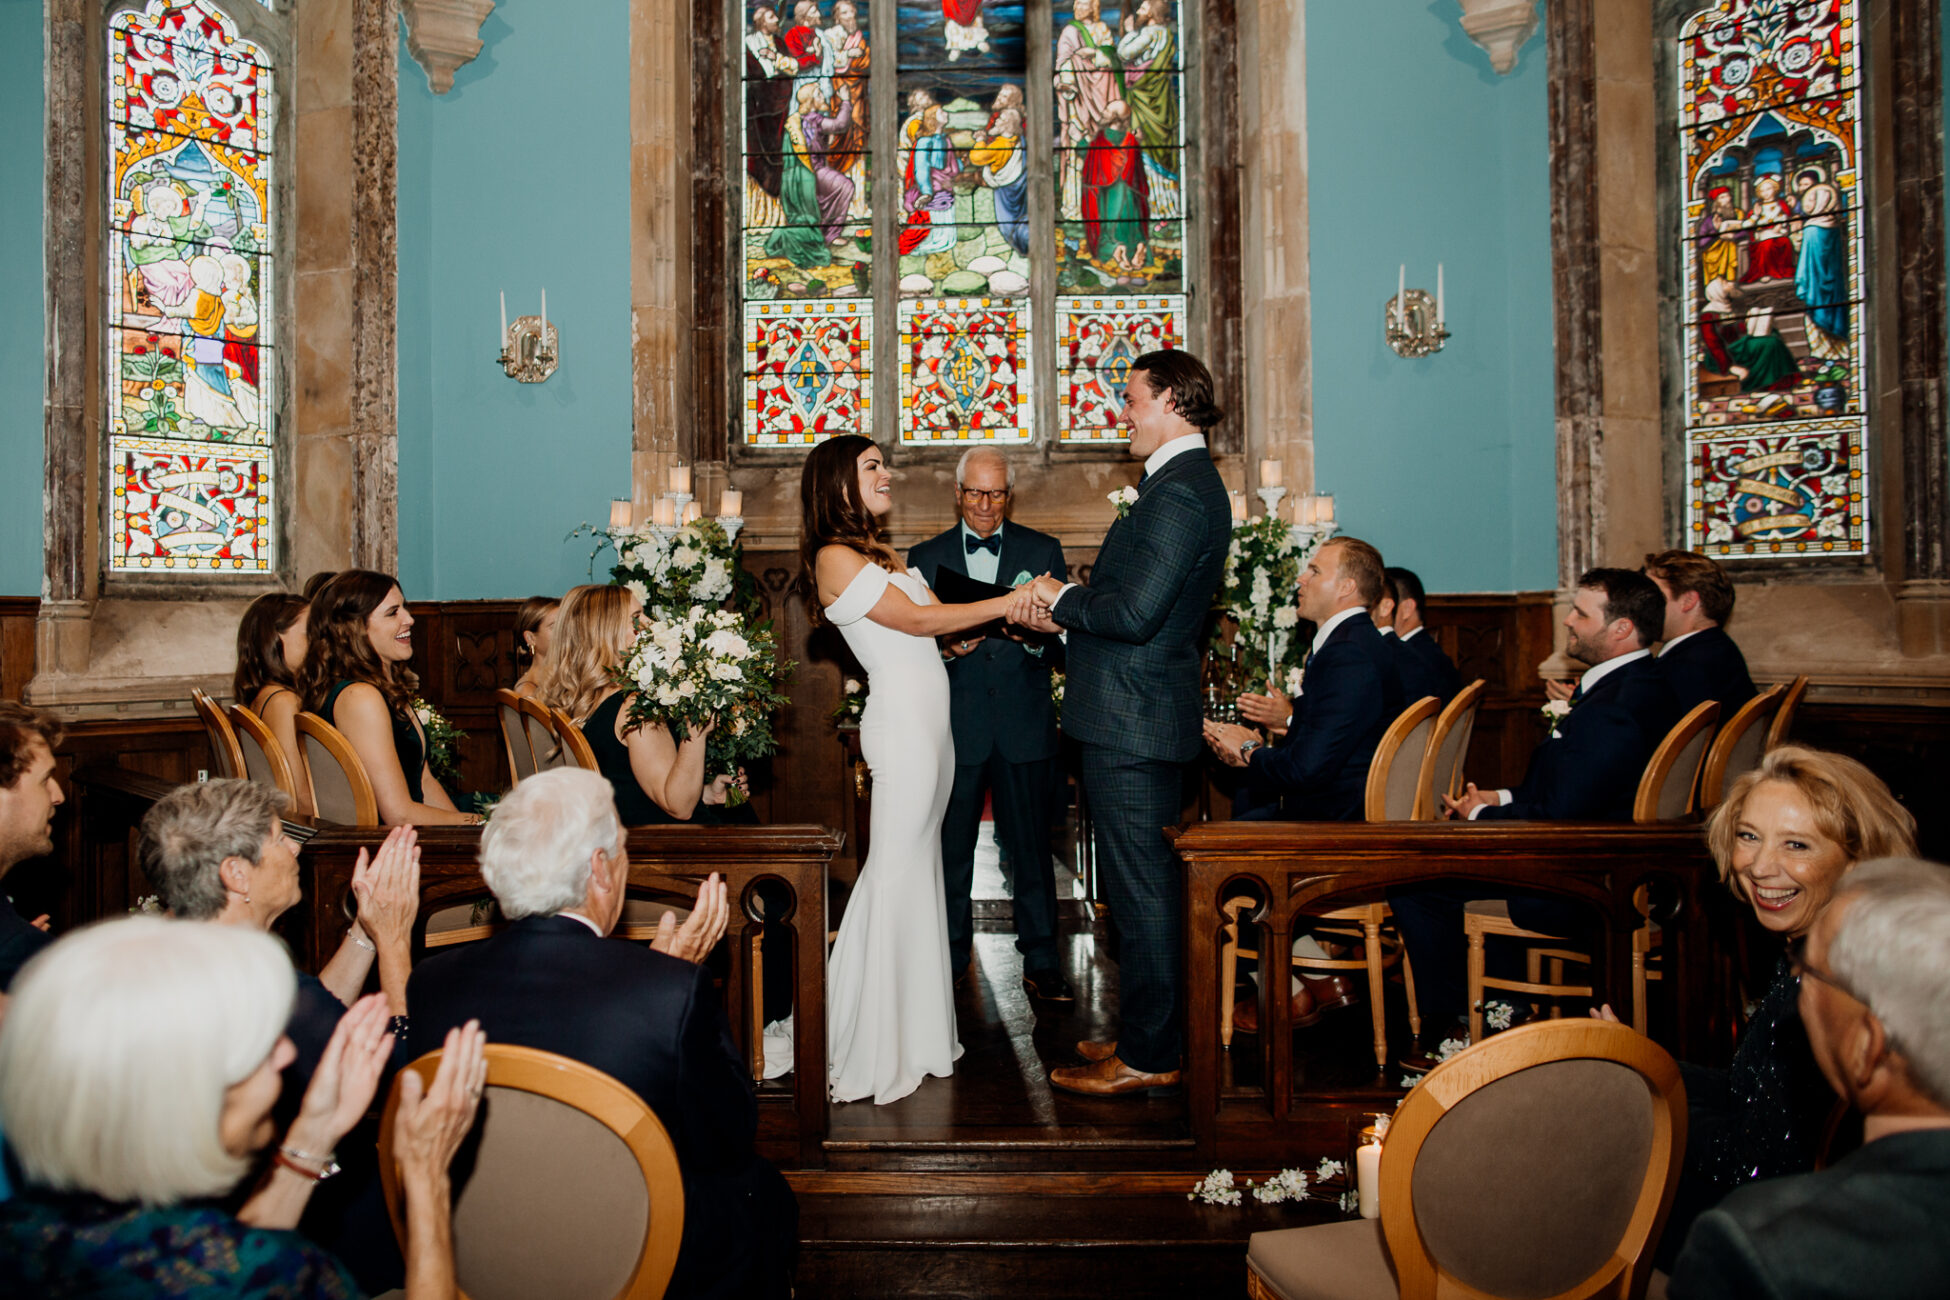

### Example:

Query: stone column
xmin=630 ymin=0 xmax=695 ymax=515
xmin=351 ymin=0 xmax=401 ymax=573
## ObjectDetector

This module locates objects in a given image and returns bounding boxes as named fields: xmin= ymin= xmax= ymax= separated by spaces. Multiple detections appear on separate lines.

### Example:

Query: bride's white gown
xmin=825 ymin=563 xmax=963 ymax=1104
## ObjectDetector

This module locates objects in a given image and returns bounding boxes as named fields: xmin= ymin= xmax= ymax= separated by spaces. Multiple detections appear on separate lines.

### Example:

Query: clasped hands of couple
xmin=944 ymin=574 xmax=1066 ymax=657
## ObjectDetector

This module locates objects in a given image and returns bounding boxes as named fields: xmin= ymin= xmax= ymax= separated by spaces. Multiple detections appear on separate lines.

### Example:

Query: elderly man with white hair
xmin=404 ymin=768 xmax=797 ymax=1300
xmin=1669 ymin=857 xmax=1950 ymax=1299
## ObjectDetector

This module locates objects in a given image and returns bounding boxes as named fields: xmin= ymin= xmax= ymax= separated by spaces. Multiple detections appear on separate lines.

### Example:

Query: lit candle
xmin=539 ymin=288 xmax=547 ymax=344
xmin=682 ymin=500 xmax=702 ymax=524
xmin=1259 ymin=458 xmax=1283 ymax=488
xmin=719 ymin=487 xmax=744 ymax=517
xmin=670 ymin=463 xmax=692 ymax=496
xmin=1318 ymin=493 xmax=1336 ymax=525
xmin=1398 ymin=263 xmax=1406 ymax=318
xmin=1296 ymin=494 xmax=1315 ymax=526
xmin=1437 ymin=263 xmax=1445 ymax=327
xmin=500 ymin=291 xmax=507 ymax=347
xmin=609 ymin=498 xmax=631 ymax=530
xmin=1356 ymin=1138 xmax=1383 ymax=1219
xmin=1230 ymin=490 xmax=1247 ymax=521
xmin=652 ymin=496 xmax=676 ymax=528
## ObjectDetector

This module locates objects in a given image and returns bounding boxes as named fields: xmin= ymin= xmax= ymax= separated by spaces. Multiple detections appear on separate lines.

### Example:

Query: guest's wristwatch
xmin=1238 ymin=738 xmax=1262 ymax=763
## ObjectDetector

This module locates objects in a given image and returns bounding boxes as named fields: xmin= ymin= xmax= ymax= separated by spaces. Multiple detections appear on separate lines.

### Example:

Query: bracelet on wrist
xmin=275 ymin=1146 xmax=341 ymax=1182
xmin=351 ymin=930 xmax=375 ymax=953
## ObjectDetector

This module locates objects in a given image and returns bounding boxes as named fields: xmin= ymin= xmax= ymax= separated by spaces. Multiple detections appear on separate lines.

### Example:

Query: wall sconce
xmin=1386 ymin=263 xmax=1450 ymax=359
xmin=498 ymin=289 xmax=558 ymax=383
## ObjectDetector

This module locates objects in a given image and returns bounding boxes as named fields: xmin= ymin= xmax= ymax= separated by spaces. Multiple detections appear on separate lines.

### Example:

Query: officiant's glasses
xmin=959 ymin=487 xmax=1010 ymax=504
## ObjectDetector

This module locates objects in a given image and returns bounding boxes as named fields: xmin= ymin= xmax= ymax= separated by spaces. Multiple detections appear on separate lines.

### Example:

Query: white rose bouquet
xmin=620 ymin=605 xmax=793 ymax=800
xmin=604 ymin=519 xmax=757 ymax=622
xmin=1211 ymin=513 xmax=1328 ymax=689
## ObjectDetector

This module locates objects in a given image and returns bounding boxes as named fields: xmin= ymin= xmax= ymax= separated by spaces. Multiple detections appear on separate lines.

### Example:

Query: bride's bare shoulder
xmin=816 ymin=544 xmax=871 ymax=582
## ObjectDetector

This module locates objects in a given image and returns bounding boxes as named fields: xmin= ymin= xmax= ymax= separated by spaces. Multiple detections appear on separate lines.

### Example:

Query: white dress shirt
xmin=1468 ymin=647 xmax=1653 ymax=818
xmin=1658 ymin=629 xmax=1702 ymax=657
xmin=553 ymin=910 xmax=605 ymax=936
xmin=960 ymin=520 xmax=1003 ymax=584
xmin=1398 ymin=625 xmax=1425 ymax=643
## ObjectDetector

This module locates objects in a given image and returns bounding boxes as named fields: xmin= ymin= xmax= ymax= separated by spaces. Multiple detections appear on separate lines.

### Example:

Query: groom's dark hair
xmin=1132 ymin=349 xmax=1224 ymax=429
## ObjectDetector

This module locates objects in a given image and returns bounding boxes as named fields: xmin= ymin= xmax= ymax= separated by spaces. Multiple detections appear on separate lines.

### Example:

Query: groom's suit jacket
xmin=1054 ymin=447 xmax=1233 ymax=763
xmin=908 ymin=521 xmax=1067 ymax=766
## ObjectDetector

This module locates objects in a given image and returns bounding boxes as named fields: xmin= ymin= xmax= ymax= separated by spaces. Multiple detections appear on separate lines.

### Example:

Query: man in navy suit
xmin=1643 ymin=548 xmax=1757 ymax=716
xmin=1390 ymin=569 xmax=1682 ymax=1056
xmin=1007 ymin=350 xmax=1234 ymax=1098
xmin=908 ymin=447 xmax=1072 ymax=1003
xmin=407 ymin=770 xmax=796 ymax=1300
xmin=1203 ymin=537 xmax=1404 ymax=823
xmin=1669 ymin=858 xmax=1950 ymax=1300
xmin=1386 ymin=566 xmax=1463 ymax=705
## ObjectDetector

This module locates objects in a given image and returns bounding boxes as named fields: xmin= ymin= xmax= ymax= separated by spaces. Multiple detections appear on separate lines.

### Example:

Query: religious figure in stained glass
xmin=108 ymin=0 xmax=278 ymax=572
xmin=1677 ymin=0 xmax=1867 ymax=557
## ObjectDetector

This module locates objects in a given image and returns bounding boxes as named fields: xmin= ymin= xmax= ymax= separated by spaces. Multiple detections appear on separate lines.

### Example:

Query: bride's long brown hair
xmin=799 ymin=435 xmax=900 ymax=624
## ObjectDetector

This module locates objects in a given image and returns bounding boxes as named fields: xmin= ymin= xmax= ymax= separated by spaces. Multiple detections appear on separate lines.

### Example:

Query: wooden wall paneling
xmin=1422 ymin=593 xmax=1554 ymax=792
xmin=405 ymin=599 xmax=522 ymax=799
xmin=1789 ymin=701 xmax=1950 ymax=859
xmin=1 ymin=597 xmax=37 ymax=703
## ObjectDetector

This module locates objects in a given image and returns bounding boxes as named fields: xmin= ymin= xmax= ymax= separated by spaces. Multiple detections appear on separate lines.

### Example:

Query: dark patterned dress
xmin=0 ymin=1191 xmax=363 ymax=1298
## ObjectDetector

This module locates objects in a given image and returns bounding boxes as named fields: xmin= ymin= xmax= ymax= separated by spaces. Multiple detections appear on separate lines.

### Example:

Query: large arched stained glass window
xmin=1677 ymin=0 xmax=1867 ymax=558
xmin=107 ymin=0 xmax=279 ymax=573
xmin=738 ymin=0 xmax=1198 ymax=449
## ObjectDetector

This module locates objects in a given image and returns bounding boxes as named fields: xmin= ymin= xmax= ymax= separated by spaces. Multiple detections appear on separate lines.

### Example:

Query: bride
xmin=802 ymin=435 xmax=1024 ymax=1104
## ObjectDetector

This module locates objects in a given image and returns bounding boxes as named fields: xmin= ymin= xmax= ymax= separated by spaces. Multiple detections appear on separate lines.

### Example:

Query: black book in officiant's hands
xmin=933 ymin=567 xmax=1053 ymax=644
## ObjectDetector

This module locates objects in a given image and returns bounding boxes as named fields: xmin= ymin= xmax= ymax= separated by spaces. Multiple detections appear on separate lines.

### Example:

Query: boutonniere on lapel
xmin=1538 ymin=697 xmax=1572 ymax=738
xmin=1108 ymin=486 xmax=1138 ymax=519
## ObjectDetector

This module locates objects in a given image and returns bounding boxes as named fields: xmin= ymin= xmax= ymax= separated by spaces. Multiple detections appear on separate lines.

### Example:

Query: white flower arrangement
xmin=621 ymin=605 xmax=793 ymax=798
xmin=607 ymin=519 xmax=748 ymax=621
xmin=1211 ymin=512 xmax=1326 ymax=691
xmin=1398 ymin=1038 xmax=1470 ymax=1088
xmin=1316 ymin=1157 xmax=1345 ymax=1181
xmin=832 ymin=676 xmax=867 ymax=725
xmin=1188 ymin=1169 xmax=1242 ymax=1206
xmin=1108 ymin=486 xmax=1139 ymax=519
xmin=1284 ymin=666 xmax=1305 ymax=696
xmin=1479 ymin=999 xmax=1517 ymax=1032
xmin=129 ymin=894 xmax=164 ymax=915
xmin=1251 ymin=1168 xmax=1310 ymax=1205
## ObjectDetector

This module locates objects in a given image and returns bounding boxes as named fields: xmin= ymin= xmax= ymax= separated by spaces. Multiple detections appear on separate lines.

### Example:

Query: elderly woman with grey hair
xmin=139 ymin=778 xmax=422 ymax=1101
xmin=0 ymin=917 xmax=486 ymax=1298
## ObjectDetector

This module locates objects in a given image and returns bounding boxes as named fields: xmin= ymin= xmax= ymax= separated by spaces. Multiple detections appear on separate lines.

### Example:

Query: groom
xmin=1009 ymin=349 xmax=1232 ymax=1096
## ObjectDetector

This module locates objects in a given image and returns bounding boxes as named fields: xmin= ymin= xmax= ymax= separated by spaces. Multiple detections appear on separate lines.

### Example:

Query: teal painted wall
xmin=1306 ymin=2 xmax=1557 ymax=593
xmin=1 ymin=0 xmax=45 ymax=596
xmin=394 ymin=1 xmax=633 ymax=601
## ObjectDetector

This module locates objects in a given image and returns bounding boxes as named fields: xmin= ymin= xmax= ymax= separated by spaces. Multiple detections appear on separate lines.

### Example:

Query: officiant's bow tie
xmin=965 ymin=533 xmax=1001 ymax=556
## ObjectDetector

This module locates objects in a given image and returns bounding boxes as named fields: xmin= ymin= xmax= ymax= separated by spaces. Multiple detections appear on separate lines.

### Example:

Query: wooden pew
xmin=1169 ymin=819 xmax=1728 ymax=1166
xmin=63 ymin=764 xmax=839 ymax=1168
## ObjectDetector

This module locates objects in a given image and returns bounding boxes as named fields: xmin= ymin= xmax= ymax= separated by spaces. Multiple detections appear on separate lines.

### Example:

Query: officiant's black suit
xmin=1657 ymin=625 xmax=1757 ymax=717
xmin=909 ymin=521 xmax=1069 ymax=981
xmin=407 ymin=916 xmax=796 ymax=1300
xmin=1052 ymin=447 xmax=1231 ymax=1074
xmin=1237 ymin=611 xmax=1403 ymax=822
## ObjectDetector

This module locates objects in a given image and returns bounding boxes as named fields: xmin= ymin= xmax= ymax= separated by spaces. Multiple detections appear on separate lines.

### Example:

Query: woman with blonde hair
xmin=510 ymin=595 xmax=559 ymax=701
xmin=1597 ymin=743 xmax=1917 ymax=1267
xmin=538 ymin=584 xmax=731 ymax=824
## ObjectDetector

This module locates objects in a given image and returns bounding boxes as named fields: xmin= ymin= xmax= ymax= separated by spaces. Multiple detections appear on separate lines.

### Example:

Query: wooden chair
xmin=379 ymin=1044 xmax=684 ymax=1300
xmin=1631 ymin=700 xmax=1721 ymax=824
xmin=295 ymin=711 xmax=379 ymax=827
xmin=1415 ymin=679 xmax=1487 ymax=819
xmin=1697 ymin=683 xmax=1787 ymax=810
xmin=1245 ymin=1019 xmax=1685 ymax=1300
xmin=1221 ymin=699 xmax=1438 ymax=1066
xmin=550 ymin=705 xmax=601 ymax=772
xmin=191 ymin=688 xmax=246 ymax=780
xmin=227 ymin=703 xmax=300 ymax=804
xmin=519 ymin=695 xmax=569 ymax=771
xmin=1766 ymin=673 xmax=1810 ymax=750
xmin=496 ymin=688 xmax=538 ymax=783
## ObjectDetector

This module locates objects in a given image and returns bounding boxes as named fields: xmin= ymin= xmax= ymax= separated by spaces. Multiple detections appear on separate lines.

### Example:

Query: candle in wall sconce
xmin=1436 ymin=263 xmax=1445 ymax=327
xmin=670 ymin=463 xmax=691 ymax=496
xmin=1259 ymin=459 xmax=1283 ymax=489
xmin=609 ymin=498 xmax=632 ymax=531
xmin=719 ymin=487 xmax=744 ymax=517
xmin=652 ymin=497 xmax=677 ymax=529
xmin=500 ymin=291 xmax=507 ymax=348
xmin=682 ymin=500 xmax=702 ymax=525
xmin=539 ymin=288 xmax=547 ymax=343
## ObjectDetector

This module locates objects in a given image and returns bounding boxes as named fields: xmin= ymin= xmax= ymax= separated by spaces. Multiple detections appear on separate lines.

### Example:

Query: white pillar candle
xmin=652 ymin=496 xmax=676 ymax=528
xmin=609 ymin=498 xmax=631 ymax=530
xmin=1296 ymin=494 xmax=1316 ymax=526
xmin=1259 ymin=458 xmax=1283 ymax=488
xmin=682 ymin=500 xmax=702 ymax=524
xmin=539 ymin=288 xmax=547 ymax=342
xmin=1318 ymin=493 xmax=1336 ymax=525
xmin=1398 ymin=264 xmax=1406 ymax=317
xmin=719 ymin=487 xmax=743 ymax=517
xmin=1356 ymin=1140 xmax=1383 ymax=1219
xmin=670 ymin=463 xmax=692 ymax=495
xmin=500 ymin=291 xmax=507 ymax=347
xmin=1230 ymin=490 xmax=1247 ymax=521
xmin=1437 ymin=263 xmax=1445 ymax=326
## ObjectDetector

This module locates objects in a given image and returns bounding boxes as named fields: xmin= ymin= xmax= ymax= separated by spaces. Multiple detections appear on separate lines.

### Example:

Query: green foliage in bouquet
xmin=411 ymin=698 xmax=465 ymax=782
xmin=617 ymin=607 xmax=794 ymax=799
xmin=603 ymin=519 xmax=761 ymax=622
xmin=1211 ymin=514 xmax=1328 ymax=690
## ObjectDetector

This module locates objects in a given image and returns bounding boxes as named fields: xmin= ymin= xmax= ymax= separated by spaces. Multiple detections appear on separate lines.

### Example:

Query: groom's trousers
xmin=1082 ymin=742 xmax=1188 ymax=1075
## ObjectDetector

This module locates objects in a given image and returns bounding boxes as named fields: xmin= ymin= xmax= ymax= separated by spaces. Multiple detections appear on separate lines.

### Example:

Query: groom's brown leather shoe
xmin=1049 ymin=1055 xmax=1181 ymax=1098
xmin=1076 ymin=1038 xmax=1118 ymax=1063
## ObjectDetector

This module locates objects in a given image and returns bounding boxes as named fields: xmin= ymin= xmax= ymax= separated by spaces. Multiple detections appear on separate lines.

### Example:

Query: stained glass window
xmin=1676 ymin=0 xmax=1867 ymax=558
xmin=107 ymin=0 xmax=278 ymax=573
xmin=735 ymin=1 xmax=1199 ymax=448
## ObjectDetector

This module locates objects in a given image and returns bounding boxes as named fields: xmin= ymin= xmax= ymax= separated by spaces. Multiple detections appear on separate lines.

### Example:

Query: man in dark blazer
xmin=407 ymin=769 xmax=796 ymax=1300
xmin=1669 ymin=858 xmax=1950 ymax=1300
xmin=1386 ymin=566 xmax=1463 ymax=705
xmin=1643 ymin=548 xmax=1757 ymax=716
xmin=1390 ymin=569 xmax=1682 ymax=1053
xmin=1008 ymin=349 xmax=1233 ymax=1098
xmin=0 ymin=703 xmax=64 ymax=992
xmin=908 ymin=446 xmax=1072 ymax=1002
xmin=1204 ymin=537 xmax=1404 ymax=823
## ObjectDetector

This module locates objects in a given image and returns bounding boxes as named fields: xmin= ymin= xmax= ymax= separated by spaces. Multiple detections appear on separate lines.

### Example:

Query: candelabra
xmin=498 ymin=314 xmax=558 ymax=383
xmin=1385 ymin=287 xmax=1449 ymax=359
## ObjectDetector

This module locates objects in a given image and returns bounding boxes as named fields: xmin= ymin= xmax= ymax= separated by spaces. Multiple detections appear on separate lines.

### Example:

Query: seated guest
xmin=0 ymin=916 xmax=485 ymax=1298
xmin=300 ymin=570 xmax=482 ymax=827
xmin=510 ymin=595 xmax=559 ymax=701
xmin=1386 ymin=566 xmax=1463 ymax=704
xmin=1611 ymin=746 xmax=1916 ymax=1270
xmin=1669 ymin=856 xmax=1950 ymax=1299
xmin=1447 ymin=567 xmax=1681 ymax=822
xmin=139 ymin=779 xmax=421 ymax=1101
xmin=235 ymin=591 xmax=316 ymax=815
xmin=0 ymin=703 xmax=63 ymax=991
xmin=539 ymin=584 xmax=738 ymax=824
xmin=301 ymin=569 xmax=339 ymax=601
xmin=1204 ymin=537 xmax=1404 ymax=822
xmin=1643 ymin=547 xmax=1758 ymax=715
xmin=406 ymin=769 xmax=797 ymax=1299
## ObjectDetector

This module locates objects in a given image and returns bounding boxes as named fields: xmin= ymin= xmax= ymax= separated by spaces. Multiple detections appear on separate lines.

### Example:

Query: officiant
xmin=909 ymin=448 xmax=1073 ymax=1003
